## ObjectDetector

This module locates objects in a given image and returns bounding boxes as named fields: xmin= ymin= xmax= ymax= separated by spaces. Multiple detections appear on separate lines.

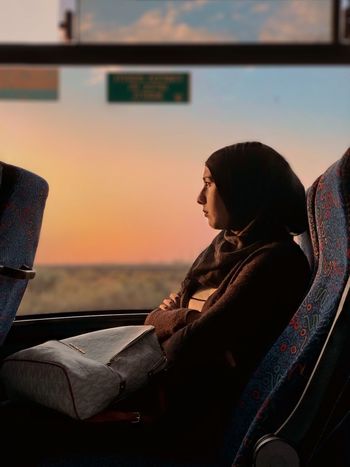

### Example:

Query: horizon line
xmin=34 ymin=261 xmax=191 ymax=267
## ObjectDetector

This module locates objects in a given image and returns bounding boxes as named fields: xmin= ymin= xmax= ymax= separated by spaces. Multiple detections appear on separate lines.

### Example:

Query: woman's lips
xmin=203 ymin=211 xmax=208 ymax=217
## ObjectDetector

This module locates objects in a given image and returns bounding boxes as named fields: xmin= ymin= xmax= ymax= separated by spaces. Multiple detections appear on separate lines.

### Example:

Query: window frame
xmin=0 ymin=0 xmax=348 ymax=66
xmin=0 ymin=43 xmax=349 ymax=65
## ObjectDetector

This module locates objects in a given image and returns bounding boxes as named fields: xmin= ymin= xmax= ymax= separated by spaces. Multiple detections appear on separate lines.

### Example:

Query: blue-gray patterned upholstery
xmin=298 ymin=175 xmax=320 ymax=274
xmin=222 ymin=148 xmax=350 ymax=466
xmin=0 ymin=162 xmax=48 ymax=345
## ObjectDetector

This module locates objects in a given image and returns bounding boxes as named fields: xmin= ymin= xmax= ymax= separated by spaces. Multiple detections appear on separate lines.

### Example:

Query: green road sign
xmin=108 ymin=73 xmax=190 ymax=103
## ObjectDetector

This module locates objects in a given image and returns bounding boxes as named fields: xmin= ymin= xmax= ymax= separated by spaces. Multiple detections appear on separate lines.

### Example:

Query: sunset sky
xmin=0 ymin=1 xmax=349 ymax=265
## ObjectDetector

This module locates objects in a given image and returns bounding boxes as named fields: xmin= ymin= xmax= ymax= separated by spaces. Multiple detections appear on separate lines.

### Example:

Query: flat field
xmin=18 ymin=264 xmax=189 ymax=315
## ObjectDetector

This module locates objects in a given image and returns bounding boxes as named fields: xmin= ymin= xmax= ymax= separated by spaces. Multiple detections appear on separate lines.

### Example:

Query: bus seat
xmin=0 ymin=162 xmax=48 ymax=345
xmin=221 ymin=147 xmax=350 ymax=466
xmin=297 ymin=175 xmax=320 ymax=274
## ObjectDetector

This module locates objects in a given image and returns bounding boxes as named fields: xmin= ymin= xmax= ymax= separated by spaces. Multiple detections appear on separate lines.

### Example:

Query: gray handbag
xmin=0 ymin=325 xmax=167 ymax=420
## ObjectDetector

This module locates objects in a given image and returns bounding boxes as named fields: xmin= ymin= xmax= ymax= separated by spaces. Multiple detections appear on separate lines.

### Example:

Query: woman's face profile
xmin=197 ymin=166 xmax=230 ymax=230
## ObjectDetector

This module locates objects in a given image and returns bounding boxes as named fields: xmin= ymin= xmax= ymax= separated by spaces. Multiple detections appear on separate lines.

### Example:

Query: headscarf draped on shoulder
xmin=180 ymin=142 xmax=308 ymax=297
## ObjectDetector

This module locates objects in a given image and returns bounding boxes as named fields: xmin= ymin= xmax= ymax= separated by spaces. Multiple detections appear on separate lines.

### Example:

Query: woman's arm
xmin=159 ymin=292 xmax=180 ymax=310
xmin=161 ymin=243 xmax=310 ymax=369
xmin=145 ymin=297 xmax=201 ymax=342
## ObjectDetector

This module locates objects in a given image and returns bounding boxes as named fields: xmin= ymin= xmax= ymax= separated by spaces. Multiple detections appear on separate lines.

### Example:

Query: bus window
xmin=78 ymin=0 xmax=332 ymax=44
xmin=0 ymin=0 xmax=348 ymax=315
xmin=0 ymin=65 xmax=348 ymax=315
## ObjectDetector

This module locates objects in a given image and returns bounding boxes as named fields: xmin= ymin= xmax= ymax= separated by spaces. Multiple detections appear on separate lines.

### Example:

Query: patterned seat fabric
xmin=0 ymin=162 xmax=48 ymax=345
xmin=298 ymin=175 xmax=320 ymax=274
xmin=222 ymin=148 xmax=350 ymax=467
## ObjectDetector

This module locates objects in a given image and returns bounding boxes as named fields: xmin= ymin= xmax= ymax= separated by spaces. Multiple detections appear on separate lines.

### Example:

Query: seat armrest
xmin=0 ymin=265 xmax=36 ymax=280
xmin=253 ymin=434 xmax=300 ymax=467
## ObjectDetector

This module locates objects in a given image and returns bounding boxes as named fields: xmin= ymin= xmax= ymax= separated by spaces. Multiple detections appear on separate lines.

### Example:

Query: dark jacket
xmin=145 ymin=237 xmax=311 ymax=456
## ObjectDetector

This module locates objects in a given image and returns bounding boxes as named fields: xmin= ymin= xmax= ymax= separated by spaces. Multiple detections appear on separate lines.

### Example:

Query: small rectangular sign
xmin=0 ymin=68 xmax=58 ymax=100
xmin=108 ymin=73 xmax=190 ymax=103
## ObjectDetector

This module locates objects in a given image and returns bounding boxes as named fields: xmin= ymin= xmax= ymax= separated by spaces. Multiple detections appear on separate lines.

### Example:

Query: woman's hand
xmin=159 ymin=292 xmax=180 ymax=310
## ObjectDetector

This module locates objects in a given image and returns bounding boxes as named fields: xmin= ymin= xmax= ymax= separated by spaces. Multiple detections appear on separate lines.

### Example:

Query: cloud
xmin=79 ymin=12 xmax=94 ymax=33
xmin=212 ymin=12 xmax=225 ymax=22
xmin=259 ymin=0 xmax=330 ymax=42
xmin=231 ymin=12 xmax=242 ymax=21
xmin=177 ymin=0 xmax=209 ymax=13
xmin=252 ymin=3 xmax=271 ymax=14
xmin=80 ymin=4 xmax=233 ymax=43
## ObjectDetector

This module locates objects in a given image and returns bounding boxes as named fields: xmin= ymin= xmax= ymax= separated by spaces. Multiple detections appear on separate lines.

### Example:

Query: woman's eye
xmin=204 ymin=182 xmax=211 ymax=188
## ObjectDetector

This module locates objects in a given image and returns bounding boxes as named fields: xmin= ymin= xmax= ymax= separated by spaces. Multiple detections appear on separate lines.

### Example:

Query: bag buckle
xmin=131 ymin=411 xmax=141 ymax=424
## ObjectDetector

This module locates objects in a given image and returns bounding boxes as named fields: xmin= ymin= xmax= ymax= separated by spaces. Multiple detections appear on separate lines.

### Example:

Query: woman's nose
xmin=197 ymin=188 xmax=206 ymax=205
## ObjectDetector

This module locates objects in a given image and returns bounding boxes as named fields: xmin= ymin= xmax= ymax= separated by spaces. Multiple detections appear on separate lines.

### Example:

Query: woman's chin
xmin=209 ymin=219 xmax=222 ymax=230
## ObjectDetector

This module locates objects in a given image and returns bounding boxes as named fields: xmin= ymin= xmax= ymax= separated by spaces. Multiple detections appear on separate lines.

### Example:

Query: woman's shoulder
xmin=219 ymin=238 xmax=311 ymax=311
xmin=250 ymin=237 xmax=309 ymax=261
xmin=238 ymin=237 xmax=311 ymax=280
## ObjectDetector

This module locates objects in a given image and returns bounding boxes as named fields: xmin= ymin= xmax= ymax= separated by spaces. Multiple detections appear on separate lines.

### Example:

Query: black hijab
xmin=180 ymin=142 xmax=308 ymax=294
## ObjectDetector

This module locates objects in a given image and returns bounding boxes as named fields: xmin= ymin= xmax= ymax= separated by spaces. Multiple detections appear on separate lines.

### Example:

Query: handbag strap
xmin=86 ymin=410 xmax=142 ymax=424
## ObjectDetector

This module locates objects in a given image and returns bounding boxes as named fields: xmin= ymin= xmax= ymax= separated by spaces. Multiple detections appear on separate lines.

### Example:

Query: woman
xmin=145 ymin=142 xmax=311 ymax=458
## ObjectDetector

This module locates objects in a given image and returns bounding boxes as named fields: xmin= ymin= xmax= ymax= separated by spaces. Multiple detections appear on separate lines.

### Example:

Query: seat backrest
xmin=222 ymin=148 xmax=350 ymax=467
xmin=298 ymin=175 xmax=320 ymax=274
xmin=0 ymin=162 xmax=48 ymax=345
